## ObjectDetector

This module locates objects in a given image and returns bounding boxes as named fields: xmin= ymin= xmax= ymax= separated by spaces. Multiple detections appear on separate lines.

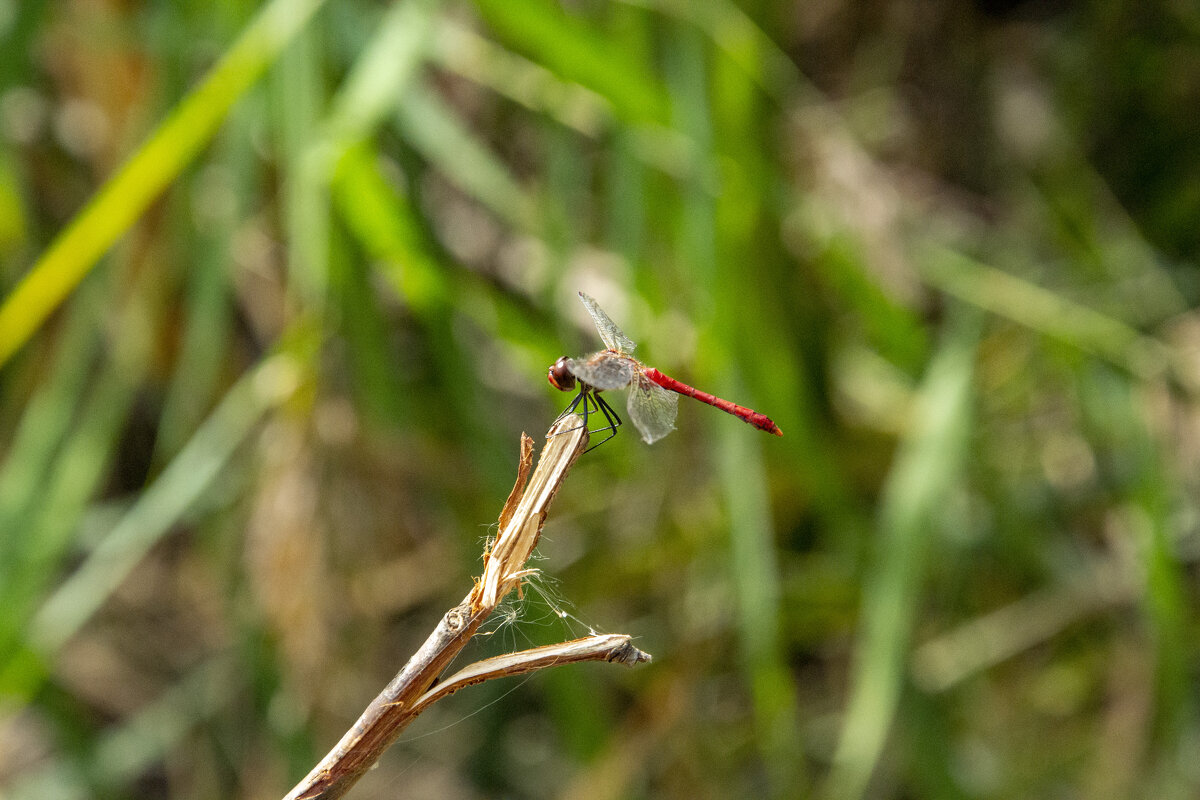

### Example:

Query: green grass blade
xmin=919 ymin=245 xmax=1178 ymax=383
xmin=0 ymin=0 xmax=329 ymax=369
xmin=395 ymin=83 xmax=538 ymax=231
xmin=0 ymin=284 xmax=103 ymax=547
xmin=304 ymin=0 xmax=446 ymax=316
xmin=620 ymin=0 xmax=807 ymax=103
xmin=275 ymin=25 xmax=329 ymax=309
xmin=332 ymin=142 xmax=449 ymax=311
xmin=828 ymin=313 xmax=979 ymax=800
xmin=29 ymin=338 xmax=313 ymax=657
xmin=323 ymin=0 xmax=441 ymax=150
xmin=1079 ymin=368 xmax=1189 ymax=789
xmin=473 ymin=0 xmax=670 ymax=125
xmin=430 ymin=19 xmax=608 ymax=136
xmin=0 ymin=153 xmax=28 ymax=258
xmin=152 ymin=115 xmax=256 ymax=462
xmin=718 ymin=418 xmax=805 ymax=793
xmin=432 ymin=15 xmax=703 ymax=182
xmin=0 ymin=353 xmax=141 ymax=698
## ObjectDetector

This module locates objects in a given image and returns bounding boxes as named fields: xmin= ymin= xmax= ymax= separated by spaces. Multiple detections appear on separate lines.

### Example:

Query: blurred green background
xmin=1 ymin=0 xmax=1199 ymax=798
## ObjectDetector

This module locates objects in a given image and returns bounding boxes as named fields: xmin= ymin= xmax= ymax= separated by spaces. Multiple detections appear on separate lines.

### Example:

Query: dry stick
xmin=410 ymin=634 xmax=651 ymax=716
xmin=284 ymin=416 xmax=651 ymax=800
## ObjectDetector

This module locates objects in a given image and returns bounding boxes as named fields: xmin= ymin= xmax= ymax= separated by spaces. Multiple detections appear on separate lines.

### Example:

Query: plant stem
xmin=284 ymin=416 xmax=649 ymax=800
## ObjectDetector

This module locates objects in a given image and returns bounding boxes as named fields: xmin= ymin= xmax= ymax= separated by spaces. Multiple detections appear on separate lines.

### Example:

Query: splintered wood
xmin=476 ymin=416 xmax=588 ymax=610
xmin=283 ymin=416 xmax=608 ymax=800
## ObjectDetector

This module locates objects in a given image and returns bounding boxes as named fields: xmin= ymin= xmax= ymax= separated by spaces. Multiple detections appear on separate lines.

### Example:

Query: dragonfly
xmin=548 ymin=292 xmax=783 ymax=447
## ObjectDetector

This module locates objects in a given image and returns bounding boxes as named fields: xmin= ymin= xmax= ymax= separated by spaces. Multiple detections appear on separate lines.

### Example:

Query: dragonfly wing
xmin=567 ymin=355 xmax=635 ymax=390
xmin=628 ymin=374 xmax=678 ymax=444
xmin=578 ymin=292 xmax=637 ymax=354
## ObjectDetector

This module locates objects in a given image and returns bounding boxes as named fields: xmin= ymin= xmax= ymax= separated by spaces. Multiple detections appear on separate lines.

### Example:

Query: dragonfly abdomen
xmin=642 ymin=368 xmax=782 ymax=436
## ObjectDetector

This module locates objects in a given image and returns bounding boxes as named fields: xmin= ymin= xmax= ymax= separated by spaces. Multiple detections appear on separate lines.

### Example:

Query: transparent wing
xmin=578 ymin=292 xmax=636 ymax=354
xmin=567 ymin=354 xmax=635 ymax=390
xmin=628 ymin=374 xmax=678 ymax=444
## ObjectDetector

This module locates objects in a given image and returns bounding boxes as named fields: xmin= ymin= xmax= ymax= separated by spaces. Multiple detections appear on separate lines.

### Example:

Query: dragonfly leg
xmin=582 ymin=392 xmax=622 ymax=452
xmin=552 ymin=386 xmax=591 ymax=434
xmin=552 ymin=386 xmax=623 ymax=452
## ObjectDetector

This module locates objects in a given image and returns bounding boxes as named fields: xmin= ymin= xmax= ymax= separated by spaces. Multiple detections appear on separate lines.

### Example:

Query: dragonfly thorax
xmin=547 ymin=356 xmax=576 ymax=392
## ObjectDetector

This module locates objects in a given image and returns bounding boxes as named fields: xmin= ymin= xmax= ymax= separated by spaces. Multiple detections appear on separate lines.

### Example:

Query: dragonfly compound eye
xmin=547 ymin=357 xmax=576 ymax=391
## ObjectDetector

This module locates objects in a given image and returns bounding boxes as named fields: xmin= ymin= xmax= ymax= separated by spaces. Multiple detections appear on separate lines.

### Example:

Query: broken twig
xmin=283 ymin=416 xmax=651 ymax=800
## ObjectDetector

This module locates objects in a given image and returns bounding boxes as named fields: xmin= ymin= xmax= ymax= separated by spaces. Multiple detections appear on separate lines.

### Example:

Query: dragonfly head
xmin=547 ymin=356 xmax=576 ymax=392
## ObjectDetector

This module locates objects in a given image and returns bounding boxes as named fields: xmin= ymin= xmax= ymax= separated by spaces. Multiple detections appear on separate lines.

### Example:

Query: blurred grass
xmin=0 ymin=0 xmax=329 ymax=367
xmin=830 ymin=312 xmax=977 ymax=800
xmin=0 ymin=1 xmax=1199 ymax=799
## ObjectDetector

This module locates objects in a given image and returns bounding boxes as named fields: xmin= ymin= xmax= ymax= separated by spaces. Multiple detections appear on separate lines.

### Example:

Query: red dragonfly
xmin=548 ymin=292 xmax=783 ymax=447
